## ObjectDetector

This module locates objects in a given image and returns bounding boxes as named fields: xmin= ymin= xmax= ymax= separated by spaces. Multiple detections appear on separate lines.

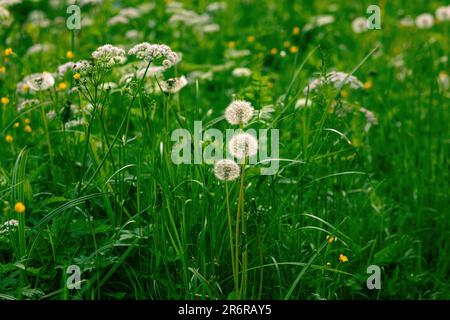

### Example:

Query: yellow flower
xmin=22 ymin=84 xmax=29 ymax=92
xmin=247 ymin=35 xmax=255 ymax=43
xmin=293 ymin=26 xmax=300 ymax=35
xmin=363 ymin=80 xmax=373 ymax=90
xmin=66 ymin=51 xmax=74 ymax=59
xmin=5 ymin=134 xmax=13 ymax=143
xmin=339 ymin=254 xmax=349 ymax=263
xmin=289 ymin=46 xmax=299 ymax=54
xmin=228 ymin=41 xmax=236 ymax=49
xmin=1 ymin=97 xmax=9 ymax=105
xmin=58 ymin=82 xmax=68 ymax=90
xmin=340 ymin=90 xmax=349 ymax=98
xmin=326 ymin=235 xmax=336 ymax=244
xmin=24 ymin=118 xmax=31 ymax=125
xmin=0 ymin=66 xmax=5 ymax=73
xmin=4 ymin=48 xmax=13 ymax=56
xmin=13 ymin=122 xmax=20 ymax=128
xmin=73 ymin=73 xmax=81 ymax=80
xmin=24 ymin=125 xmax=32 ymax=133
xmin=270 ymin=48 xmax=278 ymax=55
xmin=14 ymin=202 xmax=26 ymax=213
xmin=283 ymin=40 xmax=291 ymax=48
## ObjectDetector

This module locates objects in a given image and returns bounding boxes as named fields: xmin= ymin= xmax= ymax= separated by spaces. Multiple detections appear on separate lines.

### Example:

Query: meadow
xmin=0 ymin=0 xmax=449 ymax=300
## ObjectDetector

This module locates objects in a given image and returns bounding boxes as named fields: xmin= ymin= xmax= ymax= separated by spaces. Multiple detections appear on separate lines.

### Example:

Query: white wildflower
xmin=92 ymin=44 xmax=126 ymax=67
xmin=128 ymin=43 xmax=179 ymax=69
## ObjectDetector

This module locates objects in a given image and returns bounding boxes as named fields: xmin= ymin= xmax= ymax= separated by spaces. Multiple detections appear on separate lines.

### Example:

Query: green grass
xmin=0 ymin=0 xmax=449 ymax=300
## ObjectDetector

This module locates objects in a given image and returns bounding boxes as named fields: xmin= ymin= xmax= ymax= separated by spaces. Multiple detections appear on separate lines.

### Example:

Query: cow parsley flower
xmin=214 ymin=159 xmax=240 ymax=181
xmin=224 ymin=100 xmax=254 ymax=125
xmin=228 ymin=133 xmax=258 ymax=159
xmin=128 ymin=42 xmax=179 ymax=69
xmin=92 ymin=44 xmax=126 ymax=67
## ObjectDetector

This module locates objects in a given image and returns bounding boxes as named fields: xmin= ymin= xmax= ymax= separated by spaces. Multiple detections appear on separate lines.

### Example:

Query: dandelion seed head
xmin=224 ymin=100 xmax=254 ymax=125
xmin=23 ymin=72 xmax=55 ymax=91
xmin=415 ymin=13 xmax=434 ymax=29
xmin=214 ymin=159 xmax=240 ymax=181
xmin=160 ymin=76 xmax=187 ymax=94
xmin=228 ymin=133 xmax=258 ymax=159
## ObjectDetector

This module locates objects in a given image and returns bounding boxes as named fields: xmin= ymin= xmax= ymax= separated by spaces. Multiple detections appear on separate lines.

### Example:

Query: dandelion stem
xmin=225 ymin=181 xmax=238 ymax=295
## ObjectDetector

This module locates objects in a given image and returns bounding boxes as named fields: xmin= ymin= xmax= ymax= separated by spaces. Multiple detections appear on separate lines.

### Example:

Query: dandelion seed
xmin=5 ymin=134 xmax=13 ymax=143
xmin=224 ymin=100 xmax=254 ymax=125
xmin=14 ymin=202 xmax=26 ymax=213
xmin=415 ymin=13 xmax=434 ymax=29
xmin=339 ymin=253 xmax=349 ymax=263
xmin=228 ymin=133 xmax=258 ymax=159
xmin=214 ymin=159 xmax=240 ymax=181
xmin=303 ymin=71 xmax=363 ymax=94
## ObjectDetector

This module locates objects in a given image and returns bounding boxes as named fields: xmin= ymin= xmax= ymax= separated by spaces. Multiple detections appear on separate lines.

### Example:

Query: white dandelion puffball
xmin=128 ymin=42 xmax=179 ymax=69
xmin=303 ymin=71 xmax=363 ymax=94
xmin=224 ymin=100 xmax=254 ymax=125
xmin=24 ymin=72 xmax=55 ymax=91
xmin=415 ymin=13 xmax=434 ymax=29
xmin=92 ymin=44 xmax=126 ymax=67
xmin=436 ymin=6 xmax=450 ymax=21
xmin=214 ymin=159 xmax=240 ymax=181
xmin=57 ymin=61 xmax=75 ymax=75
xmin=160 ymin=76 xmax=188 ymax=94
xmin=352 ymin=17 xmax=368 ymax=33
xmin=232 ymin=67 xmax=252 ymax=78
xmin=228 ymin=133 xmax=258 ymax=159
